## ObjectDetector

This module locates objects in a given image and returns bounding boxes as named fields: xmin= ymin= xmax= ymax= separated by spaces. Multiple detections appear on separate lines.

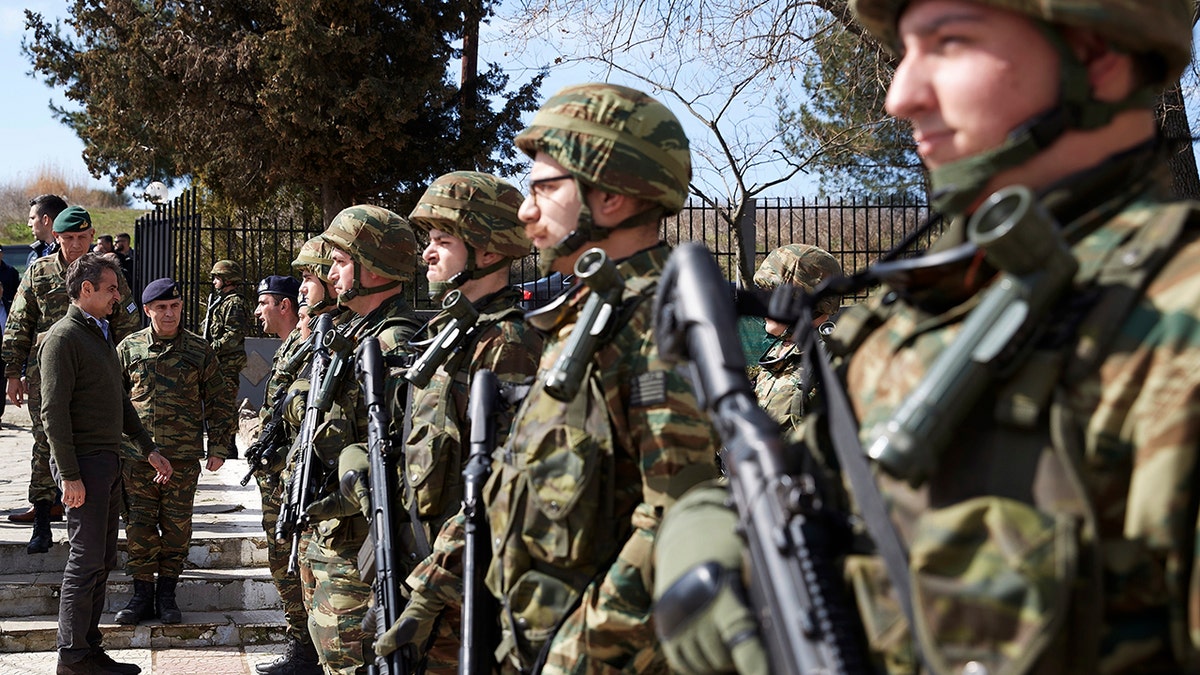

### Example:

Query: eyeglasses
xmin=527 ymin=173 xmax=574 ymax=207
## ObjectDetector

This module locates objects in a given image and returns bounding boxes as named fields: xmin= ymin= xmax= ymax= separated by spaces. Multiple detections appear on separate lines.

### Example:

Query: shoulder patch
xmin=126 ymin=302 xmax=138 ymax=314
xmin=629 ymin=370 xmax=668 ymax=408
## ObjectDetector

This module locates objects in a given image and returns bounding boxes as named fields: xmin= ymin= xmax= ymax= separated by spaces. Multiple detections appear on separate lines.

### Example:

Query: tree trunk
xmin=1157 ymin=81 xmax=1200 ymax=200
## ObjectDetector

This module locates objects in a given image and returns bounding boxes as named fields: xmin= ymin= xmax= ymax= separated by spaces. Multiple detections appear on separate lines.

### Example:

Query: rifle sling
xmin=806 ymin=330 xmax=929 ymax=670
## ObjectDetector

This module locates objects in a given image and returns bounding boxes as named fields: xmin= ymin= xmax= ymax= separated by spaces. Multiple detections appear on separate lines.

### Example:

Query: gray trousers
xmin=55 ymin=451 xmax=121 ymax=664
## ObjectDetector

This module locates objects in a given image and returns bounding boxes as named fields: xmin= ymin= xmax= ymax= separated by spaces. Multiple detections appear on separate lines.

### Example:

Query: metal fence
xmin=135 ymin=189 xmax=935 ymax=332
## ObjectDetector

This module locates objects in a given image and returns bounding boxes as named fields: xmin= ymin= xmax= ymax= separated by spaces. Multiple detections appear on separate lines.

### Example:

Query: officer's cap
xmin=257 ymin=275 xmax=301 ymax=301
xmin=53 ymin=206 xmax=93 ymax=234
xmin=142 ymin=278 xmax=181 ymax=305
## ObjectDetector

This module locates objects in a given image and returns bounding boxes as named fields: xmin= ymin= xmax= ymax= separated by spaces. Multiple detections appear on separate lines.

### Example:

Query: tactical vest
xmin=827 ymin=197 xmax=1200 ymax=675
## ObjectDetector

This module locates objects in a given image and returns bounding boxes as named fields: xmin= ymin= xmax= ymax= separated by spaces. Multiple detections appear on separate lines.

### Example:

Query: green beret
xmin=53 ymin=206 xmax=93 ymax=234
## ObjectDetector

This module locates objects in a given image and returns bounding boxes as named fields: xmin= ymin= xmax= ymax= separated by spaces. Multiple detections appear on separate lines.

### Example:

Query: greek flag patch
xmin=629 ymin=371 xmax=667 ymax=408
xmin=126 ymin=302 xmax=138 ymax=314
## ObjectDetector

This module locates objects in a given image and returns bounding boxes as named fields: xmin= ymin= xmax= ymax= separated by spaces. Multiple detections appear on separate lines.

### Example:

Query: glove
xmin=305 ymin=444 xmax=371 ymax=521
xmin=653 ymin=484 xmax=768 ymax=675
xmin=374 ymin=588 xmax=444 ymax=657
xmin=283 ymin=379 xmax=310 ymax=427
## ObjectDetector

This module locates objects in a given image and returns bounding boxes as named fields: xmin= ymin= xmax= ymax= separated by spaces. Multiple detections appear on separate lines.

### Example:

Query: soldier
xmin=252 ymin=271 xmax=322 ymax=675
xmin=112 ymin=278 xmax=235 ymax=627
xmin=203 ymin=259 xmax=250 ymax=420
xmin=348 ymin=171 xmax=540 ymax=673
xmin=380 ymin=83 xmax=721 ymax=674
xmin=751 ymin=244 xmax=842 ymax=435
xmin=285 ymin=206 xmax=422 ymax=675
xmin=3 ymin=205 xmax=140 ymax=554
xmin=654 ymin=0 xmax=1200 ymax=673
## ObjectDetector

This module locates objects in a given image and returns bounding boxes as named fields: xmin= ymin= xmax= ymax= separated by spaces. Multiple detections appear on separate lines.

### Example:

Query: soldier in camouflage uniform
xmin=654 ymin=1 xmax=1200 ymax=673
xmin=285 ymin=206 xmax=423 ymax=675
xmin=203 ymin=259 xmax=250 ymax=420
xmin=2 ymin=206 xmax=140 ymax=555
xmin=253 ymin=269 xmax=323 ymax=675
xmin=352 ymin=171 xmax=542 ymax=673
xmin=112 ymin=278 xmax=235 ymax=627
xmin=381 ymin=84 xmax=721 ymax=674
xmin=751 ymin=244 xmax=842 ymax=435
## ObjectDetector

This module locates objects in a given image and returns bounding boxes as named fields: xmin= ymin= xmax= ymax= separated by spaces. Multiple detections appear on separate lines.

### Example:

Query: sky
xmin=2 ymin=2 xmax=1198 ymax=206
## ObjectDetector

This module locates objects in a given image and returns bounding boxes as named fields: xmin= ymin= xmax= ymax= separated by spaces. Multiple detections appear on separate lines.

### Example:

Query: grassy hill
xmin=0 ymin=165 xmax=148 ymax=246
xmin=1 ymin=207 xmax=150 ymax=246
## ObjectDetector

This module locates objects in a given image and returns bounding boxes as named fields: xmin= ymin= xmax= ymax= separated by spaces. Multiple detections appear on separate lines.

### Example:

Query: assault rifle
xmin=277 ymin=313 xmax=350 ymax=575
xmin=355 ymin=336 xmax=411 ymax=675
xmin=543 ymin=248 xmax=623 ymax=401
xmin=461 ymin=370 xmax=501 ymax=675
xmin=241 ymin=385 xmax=290 ymax=486
xmin=405 ymin=289 xmax=480 ymax=388
xmin=654 ymin=242 xmax=871 ymax=675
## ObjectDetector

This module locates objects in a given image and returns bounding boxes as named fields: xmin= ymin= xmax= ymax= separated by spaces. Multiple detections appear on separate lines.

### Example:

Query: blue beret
xmin=142 ymin=278 xmax=181 ymax=305
xmin=53 ymin=206 xmax=93 ymax=234
xmin=257 ymin=275 xmax=300 ymax=300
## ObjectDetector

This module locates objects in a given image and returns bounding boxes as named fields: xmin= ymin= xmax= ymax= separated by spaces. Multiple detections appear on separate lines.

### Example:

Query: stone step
xmin=0 ymin=532 xmax=271 ymax=575
xmin=0 ymin=568 xmax=281 ymax=618
xmin=0 ymin=609 xmax=287 ymax=652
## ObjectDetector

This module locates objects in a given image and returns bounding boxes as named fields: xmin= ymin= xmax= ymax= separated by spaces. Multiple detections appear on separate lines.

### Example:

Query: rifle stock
xmin=357 ymin=336 xmax=410 ymax=675
xmin=654 ymin=242 xmax=870 ymax=675
xmin=460 ymin=370 xmax=501 ymax=675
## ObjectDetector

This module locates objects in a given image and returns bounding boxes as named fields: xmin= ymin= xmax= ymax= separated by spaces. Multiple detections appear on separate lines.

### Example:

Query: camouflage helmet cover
xmin=320 ymin=205 xmax=418 ymax=282
xmin=754 ymin=244 xmax=844 ymax=317
xmin=292 ymin=235 xmax=335 ymax=282
xmin=408 ymin=171 xmax=531 ymax=260
xmin=210 ymin=259 xmax=242 ymax=284
xmin=515 ymin=83 xmax=692 ymax=215
xmin=850 ymin=0 xmax=1193 ymax=82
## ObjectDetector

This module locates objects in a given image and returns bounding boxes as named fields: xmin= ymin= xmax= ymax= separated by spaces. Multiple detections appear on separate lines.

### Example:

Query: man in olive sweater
xmin=41 ymin=252 xmax=174 ymax=675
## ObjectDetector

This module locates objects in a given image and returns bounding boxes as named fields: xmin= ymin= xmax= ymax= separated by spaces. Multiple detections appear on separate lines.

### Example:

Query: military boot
xmin=255 ymin=637 xmax=322 ymax=675
xmin=113 ymin=579 xmax=157 ymax=625
xmin=26 ymin=500 xmax=53 ymax=554
xmin=155 ymin=577 xmax=182 ymax=624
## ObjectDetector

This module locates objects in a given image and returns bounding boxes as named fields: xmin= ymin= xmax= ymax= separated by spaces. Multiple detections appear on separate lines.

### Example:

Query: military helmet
xmin=515 ymin=83 xmax=692 ymax=215
xmin=320 ymin=205 xmax=418 ymax=282
xmin=851 ymin=0 xmax=1193 ymax=83
xmin=292 ymin=235 xmax=335 ymax=282
xmin=210 ymin=259 xmax=242 ymax=284
xmin=409 ymin=171 xmax=530 ymax=260
xmin=754 ymin=244 xmax=843 ymax=317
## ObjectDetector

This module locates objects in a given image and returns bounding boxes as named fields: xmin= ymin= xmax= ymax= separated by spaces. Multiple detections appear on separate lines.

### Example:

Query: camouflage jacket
xmin=302 ymin=294 xmax=423 ymax=550
xmin=401 ymin=287 xmax=542 ymax=605
xmin=203 ymin=287 xmax=249 ymax=365
xmin=830 ymin=144 xmax=1200 ymax=674
xmin=403 ymin=286 xmax=541 ymax=531
xmin=118 ymin=326 xmax=236 ymax=462
xmin=482 ymin=243 xmax=720 ymax=668
xmin=260 ymin=327 xmax=309 ymax=420
xmin=752 ymin=338 xmax=810 ymax=435
xmin=3 ymin=251 xmax=140 ymax=379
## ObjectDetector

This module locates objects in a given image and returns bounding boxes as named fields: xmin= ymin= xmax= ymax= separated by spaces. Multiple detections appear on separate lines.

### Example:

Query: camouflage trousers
xmin=121 ymin=457 xmax=202 ymax=580
xmin=25 ymin=370 xmax=58 ymax=504
xmin=538 ymin=508 xmax=668 ymax=675
xmin=218 ymin=359 xmax=246 ymax=408
xmin=421 ymin=604 xmax=462 ymax=675
xmin=255 ymin=471 xmax=309 ymax=643
xmin=303 ymin=525 xmax=372 ymax=675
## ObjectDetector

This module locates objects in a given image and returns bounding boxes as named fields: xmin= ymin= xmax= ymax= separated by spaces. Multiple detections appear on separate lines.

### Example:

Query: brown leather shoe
xmin=8 ymin=502 xmax=63 ymax=523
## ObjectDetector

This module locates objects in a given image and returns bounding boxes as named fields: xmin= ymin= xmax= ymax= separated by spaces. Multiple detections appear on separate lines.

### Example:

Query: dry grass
xmin=0 ymin=164 xmax=134 ymax=243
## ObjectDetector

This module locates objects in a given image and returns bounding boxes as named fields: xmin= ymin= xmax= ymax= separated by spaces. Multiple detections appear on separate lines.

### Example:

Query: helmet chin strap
xmin=535 ymin=181 xmax=665 ymax=276
xmin=928 ymin=22 xmax=1156 ymax=217
xmin=337 ymin=264 xmax=400 ymax=306
xmin=428 ymin=244 xmax=509 ymax=300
